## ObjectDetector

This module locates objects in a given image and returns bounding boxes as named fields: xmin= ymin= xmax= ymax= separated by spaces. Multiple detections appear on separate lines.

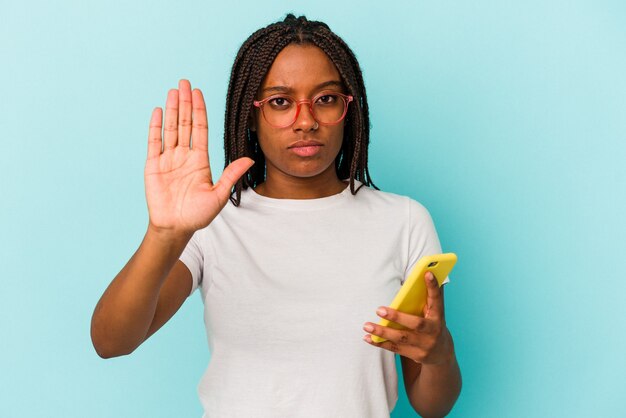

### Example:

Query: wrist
xmin=425 ymin=350 xmax=457 ymax=372
xmin=146 ymin=222 xmax=193 ymax=246
xmin=426 ymin=328 xmax=457 ymax=368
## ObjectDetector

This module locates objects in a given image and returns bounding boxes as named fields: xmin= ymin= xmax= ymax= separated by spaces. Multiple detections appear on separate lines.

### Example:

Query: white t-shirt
xmin=180 ymin=182 xmax=446 ymax=418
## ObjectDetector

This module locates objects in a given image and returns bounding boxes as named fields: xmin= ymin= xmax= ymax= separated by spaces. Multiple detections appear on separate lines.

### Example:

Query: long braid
xmin=224 ymin=14 xmax=377 ymax=206
xmin=308 ymin=29 xmax=372 ymax=194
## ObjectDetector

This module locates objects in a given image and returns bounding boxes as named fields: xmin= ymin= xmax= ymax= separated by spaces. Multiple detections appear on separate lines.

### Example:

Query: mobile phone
xmin=371 ymin=253 xmax=457 ymax=343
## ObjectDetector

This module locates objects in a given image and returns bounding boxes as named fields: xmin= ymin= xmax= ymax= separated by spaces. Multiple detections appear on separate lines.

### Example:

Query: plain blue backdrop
xmin=1 ymin=1 xmax=625 ymax=417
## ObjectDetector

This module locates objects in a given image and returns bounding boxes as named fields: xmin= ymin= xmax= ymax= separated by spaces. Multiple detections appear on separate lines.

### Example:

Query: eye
xmin=267 ymin=96 xmax=292 ymax=109
xmin=316 ymin=94 xmax=338 ymax=105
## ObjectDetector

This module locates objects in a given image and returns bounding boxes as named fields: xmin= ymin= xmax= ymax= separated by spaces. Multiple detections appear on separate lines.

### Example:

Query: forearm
xmin=90 ymin=226 xmax=191 ymax=357
xmin=407 ymin=334 xmax=462 ymax=417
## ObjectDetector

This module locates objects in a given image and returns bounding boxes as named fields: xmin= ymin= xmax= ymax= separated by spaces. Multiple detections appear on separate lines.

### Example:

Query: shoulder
xmin=354 ymin=185 xmax=431 ymax=216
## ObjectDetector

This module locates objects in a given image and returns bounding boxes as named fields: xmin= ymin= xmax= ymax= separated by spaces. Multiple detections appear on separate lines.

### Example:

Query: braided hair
xmin=225 ymin=14 xmax=377 ymax=205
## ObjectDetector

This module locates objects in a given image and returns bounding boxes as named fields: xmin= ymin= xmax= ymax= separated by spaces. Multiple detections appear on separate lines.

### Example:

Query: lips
xmin=288 ymin=140 xmax=324 ymax=157
xmin=288 ymin=140 xmax=324 ymax=149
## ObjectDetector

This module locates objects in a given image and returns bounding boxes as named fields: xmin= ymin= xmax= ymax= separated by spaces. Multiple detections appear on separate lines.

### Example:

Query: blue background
xmin=1 ymin=1 xmax=625 ymax=417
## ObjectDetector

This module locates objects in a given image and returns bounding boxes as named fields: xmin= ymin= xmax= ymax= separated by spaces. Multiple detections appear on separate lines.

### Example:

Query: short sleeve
xmin=179 ymin=230 xmax=204 ymax=296
xmin=403 ymin=199 xmax=450 ymax=285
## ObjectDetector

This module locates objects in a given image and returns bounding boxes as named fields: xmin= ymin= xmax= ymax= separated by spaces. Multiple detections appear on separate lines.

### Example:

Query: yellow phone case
xmin=371 ymin=253 xmax=457 ymax=343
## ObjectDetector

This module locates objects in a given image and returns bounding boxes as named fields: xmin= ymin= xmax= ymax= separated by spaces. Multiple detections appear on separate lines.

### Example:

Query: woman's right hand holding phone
xmin=145 ymin=79 xmax=254 ymax=238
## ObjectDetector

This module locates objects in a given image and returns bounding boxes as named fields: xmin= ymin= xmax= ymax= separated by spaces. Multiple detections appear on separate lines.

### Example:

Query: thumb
xmin=213 ymin=157 xmax=255 ymax=204
xmin=424 ymin=271 xmax=444 ymax=321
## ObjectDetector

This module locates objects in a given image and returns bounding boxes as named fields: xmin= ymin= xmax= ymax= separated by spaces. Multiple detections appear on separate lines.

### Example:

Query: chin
xmin=282 ymin=162 xmax=336 ymax=179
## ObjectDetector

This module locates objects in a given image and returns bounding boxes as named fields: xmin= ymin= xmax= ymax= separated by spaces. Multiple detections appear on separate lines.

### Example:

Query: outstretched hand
xmin=363 ymin=271 xmax=454 ymax=365
xmin=145 ymin=80 xmax=254 ymax=236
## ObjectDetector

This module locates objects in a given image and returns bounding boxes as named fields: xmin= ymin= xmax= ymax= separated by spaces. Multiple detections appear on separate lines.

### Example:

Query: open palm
xmin=145 ymin=80 xmax=253 ymax=235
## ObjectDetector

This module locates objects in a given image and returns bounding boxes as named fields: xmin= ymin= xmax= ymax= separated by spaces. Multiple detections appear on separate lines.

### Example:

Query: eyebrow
xmin=262 ymin=80 xmax=344 ymax=94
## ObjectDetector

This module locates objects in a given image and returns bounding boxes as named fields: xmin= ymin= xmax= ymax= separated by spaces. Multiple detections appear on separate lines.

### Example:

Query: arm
xmin=400 ymin=307 xmax=461 ymax=416
xmin=363 ymin=273 xmax=461 ymax=417
xmin=90 ymin=229 xmax=192 ymax=358
xmin=90 ymin=80 xmax=254 ymax=358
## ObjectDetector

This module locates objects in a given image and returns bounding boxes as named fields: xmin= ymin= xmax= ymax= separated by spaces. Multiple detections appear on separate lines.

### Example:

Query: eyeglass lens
xmin=263 ymin=94 xmax=348 ymax=127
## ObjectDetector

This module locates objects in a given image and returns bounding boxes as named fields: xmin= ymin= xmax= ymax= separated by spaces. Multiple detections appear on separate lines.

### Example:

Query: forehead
xmin=261 ymin=44 xmax=342 ymax=92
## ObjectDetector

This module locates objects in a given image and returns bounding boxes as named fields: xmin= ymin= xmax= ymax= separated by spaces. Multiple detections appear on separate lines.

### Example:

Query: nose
xmin=292 ymin=100 xmax=317 ymax=132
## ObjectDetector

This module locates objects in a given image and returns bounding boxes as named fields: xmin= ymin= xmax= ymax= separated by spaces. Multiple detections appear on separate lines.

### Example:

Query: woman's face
xmin=253 ymin=43 xmax=346 ymax=184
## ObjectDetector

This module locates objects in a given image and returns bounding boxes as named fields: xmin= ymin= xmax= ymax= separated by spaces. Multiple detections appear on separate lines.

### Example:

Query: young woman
xmin=91 ymin=14 xmax=461 ymax=418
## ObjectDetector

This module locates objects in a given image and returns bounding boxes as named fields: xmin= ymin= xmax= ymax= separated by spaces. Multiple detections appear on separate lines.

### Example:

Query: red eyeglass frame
xmin=253 ymin=92 xmax=354 ymax=128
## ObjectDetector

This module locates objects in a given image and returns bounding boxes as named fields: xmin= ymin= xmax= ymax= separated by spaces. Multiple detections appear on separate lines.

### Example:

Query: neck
xmin=255 ymin=170 xmax=347 ymax=199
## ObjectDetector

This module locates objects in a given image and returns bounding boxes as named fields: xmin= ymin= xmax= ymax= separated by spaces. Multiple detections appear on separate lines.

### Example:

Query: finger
xmin=363 ymin=322 xmax=428 ymax=347
xmin=213 ymin=157 xmax=255 ymax=205
xmin=424 ymin=271 xmax=445 ymax=321
xmin=191 ymin=88 xmax=208 ymax=151
xmin=374 ymin=307 xmax=435 ymax=335
xmin=147 ymin=107 xmax=163 ymax=159
xmin=178 ymin=80 xmax=192 ymax=148
xmin=163 ymin=89 xmax=179 ymax=151
xmin=362 ymin=334 xmax=425 ymax=360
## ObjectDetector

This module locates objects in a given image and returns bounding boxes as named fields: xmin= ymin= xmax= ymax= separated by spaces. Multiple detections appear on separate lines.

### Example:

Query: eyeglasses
xmin=253 ymin=91 xmax=353 ymax=128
